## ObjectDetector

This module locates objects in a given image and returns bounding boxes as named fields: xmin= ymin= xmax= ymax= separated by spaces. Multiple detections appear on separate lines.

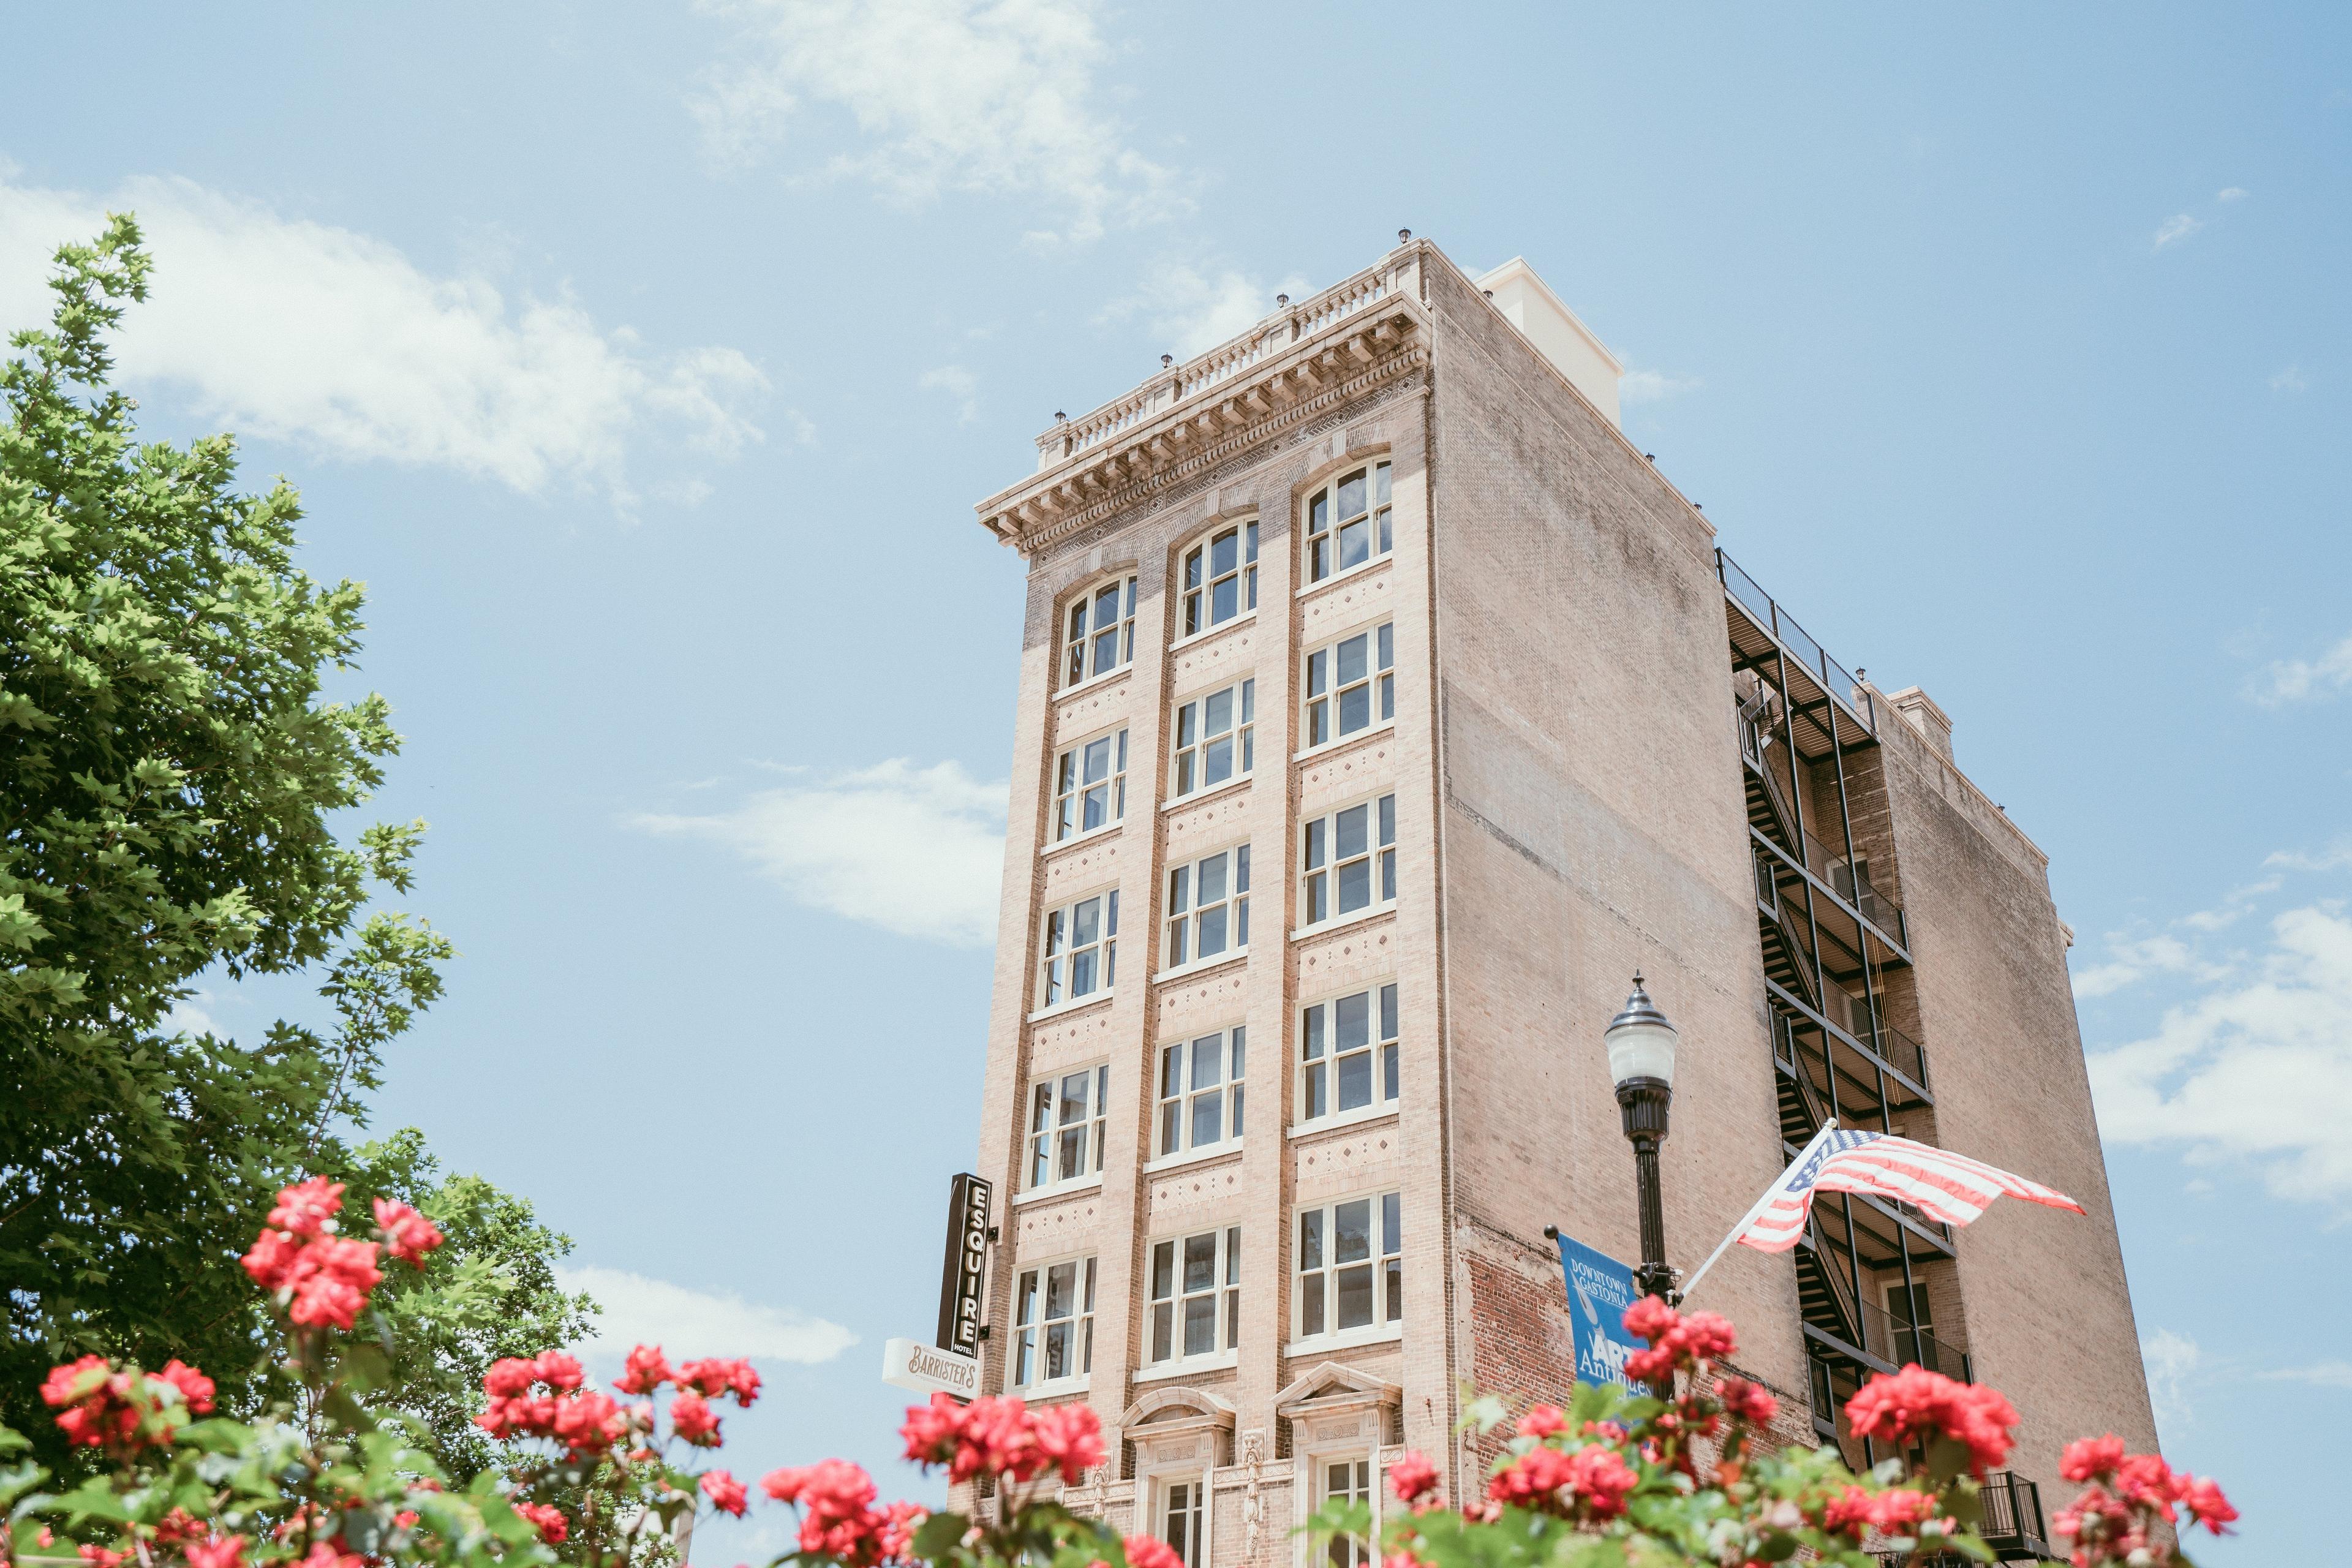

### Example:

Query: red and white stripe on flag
xmin=1735 ymin=1129 xmax=2082 ymax=1254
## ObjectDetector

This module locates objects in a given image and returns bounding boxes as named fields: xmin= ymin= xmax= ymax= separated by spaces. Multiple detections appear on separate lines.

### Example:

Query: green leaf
xmin=913 ymin=1510 xmax=971 ymax=1558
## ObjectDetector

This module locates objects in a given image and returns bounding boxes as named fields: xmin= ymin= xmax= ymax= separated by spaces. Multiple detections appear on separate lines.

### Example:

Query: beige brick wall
xmin=963 ymin=239 xmax=2155 ymax=1559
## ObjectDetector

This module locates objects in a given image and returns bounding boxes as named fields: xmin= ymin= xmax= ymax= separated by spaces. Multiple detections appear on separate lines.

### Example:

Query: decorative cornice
xmin=976 ymin=301 xmax=1431 ymax=558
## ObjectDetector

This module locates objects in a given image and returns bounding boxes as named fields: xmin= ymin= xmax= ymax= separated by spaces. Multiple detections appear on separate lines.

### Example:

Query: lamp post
xmin=1605 ymin=974 xmax=1681 ymax=1319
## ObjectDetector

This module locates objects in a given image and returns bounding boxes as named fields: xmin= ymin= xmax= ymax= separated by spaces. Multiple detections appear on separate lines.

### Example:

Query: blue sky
xmin=4 ymin=4 xmax=2346 ymax=1561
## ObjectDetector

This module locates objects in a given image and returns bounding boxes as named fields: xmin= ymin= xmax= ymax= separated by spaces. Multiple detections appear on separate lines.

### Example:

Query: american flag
xmin=1735 ymin=1124 xmax=2084 ymax=1254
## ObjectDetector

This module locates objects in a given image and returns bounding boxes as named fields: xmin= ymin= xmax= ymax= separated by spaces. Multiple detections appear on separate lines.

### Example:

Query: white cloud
xmin=2251 ymin=633 xmax=2352 ymax=706
xmin=2071 ymin=932 xmax=2221 ymax=998
xmin=690 ymin=0 xmax=1186 ymax=244
xmin=2270 ymin=364 xmax=2310 ymax=393
xmin=1096 ymin=260 xmax=1308 ymax=359
xmin=557 ymin=1265 xmax=857 ymax=1370
xmin=1620 ymin=367 xmax=1703 ymax=405
xmin=0 ymin=173 xmax=767 ymax=507
xmin=920 ymin=364 xmax=980 ymax=424
xmin=2269 ymin=840 xmax=2352 ymax=873
xmin=2141 ymin=1328 xmax=2201 ymax=1440
xmin=2087 ymin=905 xmax=2352 ymax=1202
xmin=2152 ymin=213 xmax=2204 ymax=249
xmin=2217 ymin=187 xmax=2250 ymax=203
xmin=165 ymin=992 xmax=219 ymax=1036
xmin=2262 ymin=1360 xmax=2352 ymax=1390
xmin=631 ymin=759 xmax=1007 ymax=945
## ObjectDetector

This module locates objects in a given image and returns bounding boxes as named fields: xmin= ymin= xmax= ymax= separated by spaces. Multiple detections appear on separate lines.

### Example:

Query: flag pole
xmin=1678 ymin=1118 xmax=1838 ymax=1306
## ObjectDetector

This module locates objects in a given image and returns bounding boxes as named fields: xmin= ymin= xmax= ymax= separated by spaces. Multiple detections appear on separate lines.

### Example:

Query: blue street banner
xmin=1553 ymin=1232 xmax=1645 ymax=1388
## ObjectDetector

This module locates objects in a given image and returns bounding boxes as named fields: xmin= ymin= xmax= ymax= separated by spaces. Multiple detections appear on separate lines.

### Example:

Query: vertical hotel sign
xmin=935 ymin=1173 xmax=992 ymax=1358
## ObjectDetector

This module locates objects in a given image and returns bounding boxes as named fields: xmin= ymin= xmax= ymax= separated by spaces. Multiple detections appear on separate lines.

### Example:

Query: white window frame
xmin=1009 ymin=1252 xmax=1096 ymax=1394
xmin=1300 ymin=622 xmax=1394 ymax=752
xmin=1051 ymin=727 xmax=1129 ymax=844
xmin=1163 ymin=843 xmax=1251 ymax=974
xmin=1154 ymin=1474 xmax=1211 ymax=1568
xmin=1025 ymin=1063 xmax=1109 ymax=1192
xmin=1169 ymin=679 xmax=1256 ymax=801
xmin=1297 ymin=793 xmax=1396 ymax=933
xmin=1312 ymin=1454 xmax=1378 ymax=1568
xmin=1303 ymin=462 xmax=1393 ymax=587
xmin=1146 ymin=1224 xmax=1242 ymax=1370
xmin=1153 ymin=1025 xmax=1245 ymax=1161
xmin=1061 ymin=574 xmax=1138 ymax=690
xmin=1037 ymin=887 xmax=1119 ymax=1011
xmin=1178 ymin=521 xmax=1259 ymax=640
xmin=1292 ymin=1190 xmax=1403 ymax=1349
xmin=1297 ymin=982 xmax=1398 ymax=1128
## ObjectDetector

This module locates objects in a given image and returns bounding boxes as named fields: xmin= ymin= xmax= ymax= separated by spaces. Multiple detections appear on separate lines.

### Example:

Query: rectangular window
xmin=1298 ymin=984 xmax=1399 ymax=1124
xmin=1148 ymin=1226 xmax=1242 ymax=1365
xmin=1164 ymin=845 xmax=1250 ymax=969
xmin=1011 ymin=1256 xmax=1096 ymax=1389
xmin=1039 ymin=890 xmax=1118 ymax=1007
xmin=1299 ymin=794 xmax=1396 ymax=928
xmin=1027 ymin=1064 xmax=1109 ymax=1188
xmin=1155 ymin=1027 xmax=1245 ymax=1158
xmin=1319 ymin=1458 xmax=1374 ymax=1568
xmin=1053 ymin=728 xmax=1129 ymax=842
xmin=1063 ymin=576 xmax=1137 ymax=688
xmin=1170 ymin=679 xmax=1255 ymax=798
xmin=1295 ymin=1193 xmax=1402 ymax=1341
xmin=1305 ymin=462 xmax=1393 ymax=584
xmin=1160 ymin=1479 xmax=1205 ymax=1568
xmin=1181 ymin=522 xmax=1258 ymax=637
xmin=1303 ymin=623 xmax=1394 ymax=748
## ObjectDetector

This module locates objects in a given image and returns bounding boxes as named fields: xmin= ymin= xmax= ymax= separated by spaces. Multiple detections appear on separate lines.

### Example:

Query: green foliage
xmin=339 ymin=1134 xmax=600 ymax=1481
xmin=0 ymin=219 xmax=586 ymax=1480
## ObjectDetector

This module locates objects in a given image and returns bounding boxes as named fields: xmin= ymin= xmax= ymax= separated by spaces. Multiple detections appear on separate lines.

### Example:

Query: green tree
xmin=0 ymin=217 xmax=590 ymax=1479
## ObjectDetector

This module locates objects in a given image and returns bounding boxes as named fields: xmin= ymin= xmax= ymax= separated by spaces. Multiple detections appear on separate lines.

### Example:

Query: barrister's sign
xmin=882 ymin=1336 xmax=981 ymax=1400
xmin=935 ymin=1172 xmax=992 ymax=1359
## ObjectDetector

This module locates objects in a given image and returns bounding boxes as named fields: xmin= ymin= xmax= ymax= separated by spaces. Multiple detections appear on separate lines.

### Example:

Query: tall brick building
xmin=961 ymin=238 xmax=2155 ymax=1563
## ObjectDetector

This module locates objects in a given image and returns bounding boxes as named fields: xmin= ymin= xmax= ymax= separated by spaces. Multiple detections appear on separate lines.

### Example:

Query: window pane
xmin=1190 ymin=1093 xmax=1222 ymax=1147
xmin=1152 ymin=1303 xmax=1172 ymax=1363
xmin=1384 ymin=1042 xmax=1399 ymax=1101
xmin=1335 ymin=805 xmax=1368 ymax=859
xmin=1227 ymin=1228 xmax=1242 ymax=1283
xmin=1082 ymin=783 xmax=1107 ymax=831
xmin=1335 ymin=991 xmax=1370 ymax=1048
xmin=1301 ymin=1273 xmax=1325 ymax=1337
xmin=1310 ymin=492 xmax=1329 ymax=534
xmin=1379 ymin=794 xmax=1396 ymax=845
xmin=1197 ymin=853 xmax=1227 ymax=905
xmin=1095 ymin=583 xmax=1121 ymax=622
xmin=1379 ymin=672 xmax=1393 ymax=721
xmin=1183 ymin=1294 xmax=1216 ymax=1357
xmin=1378 ymin=622 xmax=1393 ymax=669
xmin=1336 ymin=634 xmax=1368 ymax=687
xmin=1152 ymin=1241 xmax=1174 ymax=1298
xmin=1303 ymin=1006 xmax=1325 ymax=1059
xmin=1161 ymin=1045 xmax=1183 ymax=1098
xmin=1045 ymin=1319 xmax=1073 ymax=1381
xmin=1337 ymin=1264 xmax=1374 ymax=1329
xmin=1070 ymin=948 xmax=1096 ymax=995
xmin=1338 ymin=472 xmax=1366 ymax=519
xmin=1338 ymin=1052 xmax=1372 ymax=1110
xmin=1083 ymin=736 xmax=1111 ymax=783
xmin=1337 ymin=859 xmax=1371 ymax=913
xmin=1335 ymin=1199 xmax=1372 ymax=1262
xmin=1338 ymin=518 xmax=1368 ymax=570
xmin=1381 ymin=849 xmax=1395 ymax=903
xmin=1202 ymin=736 xmax=1231 ymax=786
xmin=1195 ymin=905 xmax=1226 ymax=956
xmin=1375 ymin=463 xmax=1390 ymax=504
xmin=1306 ymin=873 xmax=1327 ymax=924
xmin=1183 ymin=1231 xmax=1218 ymax=1291
xmin=1185 ymin=548 xmax=1203 ymax=589
xmin=1168 ymin=865 xmax=1189 ymax=915
xmin=1305 ymin=1062 xmax=1326 ymax=1118
xmin=1058 ymin=1126 xmax=1085 ymax=1179
xmin=1160 ymin=1102 xmax=1180 ymax=1155
xmin=1306 ymin=650 xmax=1327 ymax=697
xmin=1017 ymin=1270 xmax=1039 ymax=1327
xmin=1300 ymin=1209 xmax=1324 ymax=1270
xmin=1245 ymin=522 xmax=1257 ymax=563
xmin=1030 ymin=1083 xmax=1054 ymax=1134
xmin=1060 ymin=1072 xmax=1091 ymax=1121
xmin=1191 ymin=1037 xmax=1223 ymax=1089
xmin=1338 ymin=684 xmax=1370 ymax=735
xmin=1093 ymin=627 xmax=1117 ymax=671
xmin=1203 ymin=688 xmax=1232 ymax=735
xmin=1381 ymin=984 xmax=1398 ymax=1038
xmin=1308 ymin=699 xmax=1329 ymax=747
xmin=1304 ymin=819 xmax=1327 ymax=869
xmin=1210 ymin=530 xmax=1237 ymax=577
xmin=1046 ymin=1261 xmax=1076 ymax=1319
xmin=1383 ymin=1193 xmax=1401 ymax=1252
xmin=1073 ymin=898 xmax=1101 ymax=945
xmin=1211 ymin=576 xmax=1236 ymax=623
xmin=1385 ymin=1257 xmax=1404 ymax=1322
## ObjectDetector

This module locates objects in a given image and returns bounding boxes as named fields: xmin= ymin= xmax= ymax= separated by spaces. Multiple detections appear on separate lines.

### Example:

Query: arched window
xmin=1178 ymin=521 xmax=1257 ymax=638
xmin=1063 ymin=575 xmax=1136 ymax=688
xmin=1303 ymin=462 xmax=1392 ymax=584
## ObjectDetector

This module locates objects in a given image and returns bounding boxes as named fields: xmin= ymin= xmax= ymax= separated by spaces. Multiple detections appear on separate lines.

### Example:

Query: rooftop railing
xmin=1038 ymin=251 xmax=1417 ymax=471
xmin=1717 ymin=548 xmax=1877 ymax=734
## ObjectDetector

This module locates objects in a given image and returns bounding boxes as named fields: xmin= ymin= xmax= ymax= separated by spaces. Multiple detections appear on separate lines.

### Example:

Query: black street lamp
xmin=1605 ymin=974 xmax=1681 ymax=1317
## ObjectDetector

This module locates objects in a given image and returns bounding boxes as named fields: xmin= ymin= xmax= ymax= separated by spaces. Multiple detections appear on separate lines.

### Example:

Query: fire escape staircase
xmin=1776 ymin=1032 xmax=1880 ymax=1374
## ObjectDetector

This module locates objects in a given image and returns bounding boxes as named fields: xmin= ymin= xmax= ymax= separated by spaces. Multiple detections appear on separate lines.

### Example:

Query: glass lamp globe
xmin=1604 ymin=974 xmax=1679 ymax=1090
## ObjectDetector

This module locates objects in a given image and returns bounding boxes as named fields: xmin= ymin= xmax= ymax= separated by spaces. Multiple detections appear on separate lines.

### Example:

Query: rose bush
xmin=0 ymin=1182 xmax=2232 ymax=1568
